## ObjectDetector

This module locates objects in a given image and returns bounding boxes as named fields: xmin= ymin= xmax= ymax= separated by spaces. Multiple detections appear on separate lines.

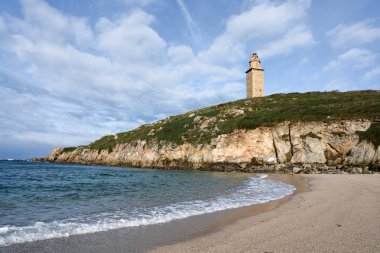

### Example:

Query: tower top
xmin=249 ymin=52 xmax=262 ymax=69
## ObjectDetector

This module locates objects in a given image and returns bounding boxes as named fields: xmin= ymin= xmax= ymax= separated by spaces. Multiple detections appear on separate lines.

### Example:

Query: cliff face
xmin=47 ymin=119 xmax=380 ymax=173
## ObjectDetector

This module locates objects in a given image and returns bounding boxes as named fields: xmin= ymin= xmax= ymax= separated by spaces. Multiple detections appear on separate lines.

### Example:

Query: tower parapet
xmin=246 ymin=52 xmax=264 ymax=98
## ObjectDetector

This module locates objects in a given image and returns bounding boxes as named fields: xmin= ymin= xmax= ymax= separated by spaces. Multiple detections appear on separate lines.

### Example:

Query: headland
xmin=41 ymin=90 xmax=380 ymax=174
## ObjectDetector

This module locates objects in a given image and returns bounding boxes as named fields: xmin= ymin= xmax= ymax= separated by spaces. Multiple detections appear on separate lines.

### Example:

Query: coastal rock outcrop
xmin=46 ymin=119 xmax=380 ymax=173
xmin=345 ymin=141 xmax=378 ymax=165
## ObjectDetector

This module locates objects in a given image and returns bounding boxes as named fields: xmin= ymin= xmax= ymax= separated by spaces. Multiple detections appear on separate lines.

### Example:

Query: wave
xmin=0 ymin=174 xmax=295 ymax=246
xmin=0 ymin=159 xmax=26 ymax=162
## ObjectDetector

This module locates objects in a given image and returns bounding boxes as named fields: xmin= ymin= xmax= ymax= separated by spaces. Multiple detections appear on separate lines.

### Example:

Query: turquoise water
xmin=0 ymin=160 xmax=295 ymax=246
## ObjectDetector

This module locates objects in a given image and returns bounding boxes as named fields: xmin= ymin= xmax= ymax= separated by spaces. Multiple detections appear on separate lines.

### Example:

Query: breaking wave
xmin=0 ymin=174 xmax=294 ymax=246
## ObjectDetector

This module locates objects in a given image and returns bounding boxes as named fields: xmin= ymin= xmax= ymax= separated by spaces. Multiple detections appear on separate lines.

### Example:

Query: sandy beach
xmin=149 ymin=174 xmax=380 ymax=253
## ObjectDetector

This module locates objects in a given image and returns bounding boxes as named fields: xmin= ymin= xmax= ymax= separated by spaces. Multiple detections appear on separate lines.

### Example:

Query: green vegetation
xmin=300 ymin=132 xmax=321 ymax=140
xmin=281 ymin=134 xmax=290 ymax=141
xmin=88 ymin=135 xmax=116 ymax=151
xmin=357 ymin=123 xmax=380 ymax=147
xmin=62 ymin=90 xmax=380 ymax=153
xmin=331 ymin=131 xmax=346 ymax=137
xmin=62 ymin=147 xmax=77 ymax=153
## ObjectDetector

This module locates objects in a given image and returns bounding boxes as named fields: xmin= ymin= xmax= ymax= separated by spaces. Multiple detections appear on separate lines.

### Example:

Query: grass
xmin=61 ymin=90 xmax=380 ymax=153
xmin=61 ymin=147 xmax=77 ymax=153
xmin=87 ymin=135 xmax=116 ymax=152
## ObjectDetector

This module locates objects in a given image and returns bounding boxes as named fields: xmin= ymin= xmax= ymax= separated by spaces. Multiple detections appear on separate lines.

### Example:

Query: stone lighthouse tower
xmin=245 ymin=52 xmax=264 ymax=98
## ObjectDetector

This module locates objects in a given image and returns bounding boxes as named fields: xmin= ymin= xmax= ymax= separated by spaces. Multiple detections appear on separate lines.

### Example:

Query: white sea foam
xmin=257 ymin=173 xmax=268 ymax=179
xmin=0 ymin=174 xmax=295 ymax=246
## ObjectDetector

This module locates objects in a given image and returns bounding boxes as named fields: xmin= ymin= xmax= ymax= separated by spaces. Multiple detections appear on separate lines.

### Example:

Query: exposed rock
xmin=320 ymin=164 xmax=329 ymax=172
xmin=209 ymin=128 xmax=277 ymax=165
xmin=225 ymin=109 xmax=245 ymax=118
xmin=345 ymin=141 xmax=376 ymax=165
xmin=46 ymin=119 xmax=377 ymax=173
xmin=46 ymin=148 xmax=63 ymax=161
xmin=199 ymin=117 xmax=217 ymax=130
xmin=303 ymin=164 xmax=312 ymax=169
xmin=371 ymin=147 xmax=380 ymax=167
xmin=292 ymin=167 xmax=303 ymax=174
xmin=212 ymin=127 xmax=220 ymax=134
xmin=291 ymin=136 xmax=326 ymax=164
xmin=193 ymin=116 xmax=203 ymax=124
xmin=271 ymin=122 xmax=292 ymax=163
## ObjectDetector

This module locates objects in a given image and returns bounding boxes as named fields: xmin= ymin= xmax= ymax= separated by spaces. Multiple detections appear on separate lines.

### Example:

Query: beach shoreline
xmin=3 ymin=174 xmax=379 ymax=253
xmin=0 ymin=174 xmax=305 ymax=253
xmin=148 ymin=174 xmax=380 ymax=253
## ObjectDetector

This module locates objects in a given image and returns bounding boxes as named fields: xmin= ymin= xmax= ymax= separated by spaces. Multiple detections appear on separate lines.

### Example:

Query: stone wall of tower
xmin=246 ymin=53 xmax=264 ymax=98
xmin=246 ymin=69 xmax=264 ymax=98
xmin=246 ymin=72 xmax=253 ymax=98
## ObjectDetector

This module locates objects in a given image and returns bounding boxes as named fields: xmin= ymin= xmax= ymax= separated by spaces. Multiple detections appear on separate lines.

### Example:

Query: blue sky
xmin=0 ymin=0 xmax=379 ymax=159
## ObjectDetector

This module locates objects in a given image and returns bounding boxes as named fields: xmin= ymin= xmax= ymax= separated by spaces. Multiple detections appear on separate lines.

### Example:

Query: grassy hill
xmin=63 ymin=90 xmax=380 ymax=153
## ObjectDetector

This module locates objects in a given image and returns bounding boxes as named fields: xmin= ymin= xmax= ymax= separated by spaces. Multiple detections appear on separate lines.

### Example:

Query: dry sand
xmin=148 ymin=174 xmax=380 ymax=253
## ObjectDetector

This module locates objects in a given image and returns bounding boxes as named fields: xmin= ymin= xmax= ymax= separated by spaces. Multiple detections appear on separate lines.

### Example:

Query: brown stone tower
xmin=245 ymin=52 xmax=264 ymax=98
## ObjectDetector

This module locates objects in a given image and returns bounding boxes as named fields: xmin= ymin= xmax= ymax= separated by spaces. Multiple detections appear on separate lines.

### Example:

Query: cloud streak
xmin=363 ymin=66 xmax=380 ymax=80
xmin=176 ymin=0 xmax=201 ymax=42
xmin=324 ymin=48 xmax=377 ymax=71
xmin=258 ymin=25 xmax=314 ymax=58
xmin=327 ymin=20 xmax=380 ymax=48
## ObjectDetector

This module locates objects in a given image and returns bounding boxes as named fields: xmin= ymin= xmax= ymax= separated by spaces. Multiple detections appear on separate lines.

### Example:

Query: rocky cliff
xmin=46 ymin=119 xmax=380 ymax=173
xmin=46 ymin=91 xmax=380 ymax=173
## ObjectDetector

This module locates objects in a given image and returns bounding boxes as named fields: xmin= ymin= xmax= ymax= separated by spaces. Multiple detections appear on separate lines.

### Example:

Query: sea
xmin=0 ymin=160 xmax=295 ymax=247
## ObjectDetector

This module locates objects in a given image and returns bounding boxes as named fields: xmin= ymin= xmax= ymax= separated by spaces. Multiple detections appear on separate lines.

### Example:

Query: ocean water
xmin=0 ymin=160 xmax=295 ymax=246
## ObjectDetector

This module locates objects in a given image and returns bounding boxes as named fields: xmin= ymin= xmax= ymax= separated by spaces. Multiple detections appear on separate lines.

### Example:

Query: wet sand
xmin=0 ymin=174 xmax=306 ymax=253
xmin=149 ymin=174 xmax=380 ymax=253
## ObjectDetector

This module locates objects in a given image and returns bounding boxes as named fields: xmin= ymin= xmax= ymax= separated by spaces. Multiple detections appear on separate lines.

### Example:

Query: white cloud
xmin=198 ymin=0 xmax=312 ymax=63
xmin=96 ymin=10 xmax=166 ymax=63
xmin=18 ymin=0 xmax=93 ymax=47
xmin=324 ymin=48 xmax=377 ymax=71
xmin=168 ymin=45 xmax=194 ymax=63
xmin=363 ymin=66 xmax=380 ymax=80
xmin=0 ymin=0 xmax=245 ymax=149
xmin=124 ymin=0 xmax=157 ymax=6
xmin=226 ymin=0 xmax=310 ymax=39
xmin=176 ymin=0 xmax=201 ymax=42
xmin=327 ymin=20 xmax=380 ymax=48
xmin=258 ymin=25 xmax=314 ymax=58
xmin=0 ymin=16 xmax=6 ymax=33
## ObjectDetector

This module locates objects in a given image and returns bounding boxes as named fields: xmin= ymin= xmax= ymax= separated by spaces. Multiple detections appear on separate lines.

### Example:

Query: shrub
xmin=357 ymin=123 xmax=380 ymax=147
xmin=62 ymin=147 xmax=77 ymax=153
